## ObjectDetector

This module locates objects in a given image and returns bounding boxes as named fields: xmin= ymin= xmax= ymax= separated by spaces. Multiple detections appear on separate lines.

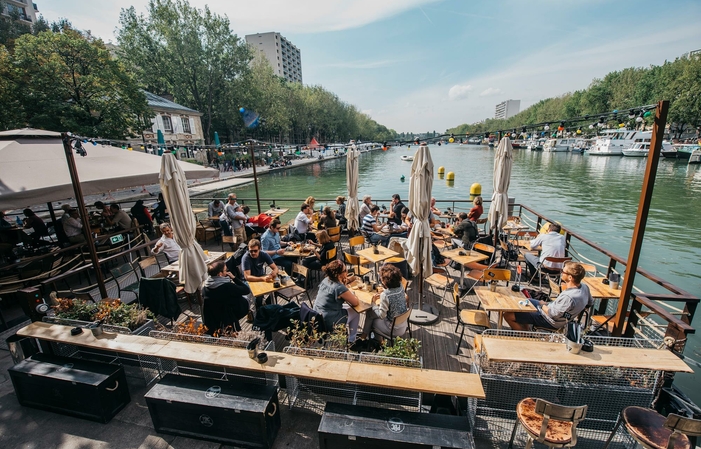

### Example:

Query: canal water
xmin=207 ymin=144 xmax=701 ymax=402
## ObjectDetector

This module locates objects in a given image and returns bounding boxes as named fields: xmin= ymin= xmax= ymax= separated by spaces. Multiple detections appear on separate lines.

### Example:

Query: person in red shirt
xmin=468 ymin=196 xmax=483 ymax=222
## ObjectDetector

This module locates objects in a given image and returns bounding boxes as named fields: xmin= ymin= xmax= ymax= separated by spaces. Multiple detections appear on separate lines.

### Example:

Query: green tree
xmin=117 ymin=0 xmax=251 ymax=144
xmin=10 ymin=28 xmax=152 ymax=138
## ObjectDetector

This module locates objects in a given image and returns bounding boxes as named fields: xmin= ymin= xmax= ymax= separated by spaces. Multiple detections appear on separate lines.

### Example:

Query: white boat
xmin=400 ymin=155 xmax=413 ymax=161
xmin=572 ymin=138 xmax=592 ymax=153
xmin=526 ymin=138 xmax=545 ymax=151
xmin=621 ymin=139 xmax=674 ymax=157
xmin=543 ymin=138 xmax=577 ymax=152
xmin=587 ymin=129 xmax=647 ymax=156
xmin=688 ymin=149 xmax=701 ymax=165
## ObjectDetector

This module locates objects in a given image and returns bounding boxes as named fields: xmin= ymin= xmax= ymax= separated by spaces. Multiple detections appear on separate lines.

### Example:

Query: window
xmin=162 ymin=116 xmax=173 ymax=133
xmin=181 ymin=117 xmax=191 ymax=134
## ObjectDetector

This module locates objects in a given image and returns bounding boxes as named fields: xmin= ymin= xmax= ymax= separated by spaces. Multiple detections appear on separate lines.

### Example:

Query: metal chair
xmin=451 ymin=284 xmax=491 ymax=354
xmin=137 ymin=256 xmax=160 ymax=278
xmin=530 ymin=256 xmax=572 ymax=291
xmin=464 ymin=265 xmax=510 ymax=299
xmin=603 ymin=406 xmax=700 ymax=449
xmin=509 ymin=397 xmax=588 ymax=449
xmin=343 ymin=252 xmax=372 ymax=278
xmin=109 ymin=261 xmax=141 ymax=304
xmin=372 ymin=307 xmax=412 ymax=346
xmin=424 ymin=265 xmax=455 ymax=302
xmin=327 ymin=226 xmax=342 ymax=253
xmin=221 ymin=235 xmax=236 ymax=251
xmin=276 ymin=263 xmax=312 ymax=305
xmin=197 ymin=219 xmax=218 ymax=245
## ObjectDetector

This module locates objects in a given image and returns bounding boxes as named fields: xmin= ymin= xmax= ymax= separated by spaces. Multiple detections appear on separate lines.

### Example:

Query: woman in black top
xmin=319 ymin=206 xmax=337 ymax=230
xmin=303 ymin=230 xmax=336 ymax=270
xmin=130 ymin=200 xmax=153 ymax=234
xmin=202 ymin=261 xmax=251 ymax=335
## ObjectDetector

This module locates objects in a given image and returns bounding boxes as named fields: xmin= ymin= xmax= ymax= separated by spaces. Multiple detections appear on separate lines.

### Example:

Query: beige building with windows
xmin=245 ymin=32 xmax=302 ymax=83
xmin=1 ymin=0 xmax=39 ymax=24
xmin=138 ymin=91 xmax=204 ymax=148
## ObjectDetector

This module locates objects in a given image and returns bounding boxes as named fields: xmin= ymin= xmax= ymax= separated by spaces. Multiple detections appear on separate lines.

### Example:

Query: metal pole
xmin=248 ymin=140 xmax=262 ymax=214
xmin=612 ymin=101 xmax=669 ymax=336
xmin=61 ymin=133 xmax=108 ymax=299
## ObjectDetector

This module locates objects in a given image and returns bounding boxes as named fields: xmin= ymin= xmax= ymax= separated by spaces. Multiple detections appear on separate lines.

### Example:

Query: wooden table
xmin=357 ymin=246 xmax=399 ymax=281
xmin=17 ymin=322 xmax=486 ymax=398
xmin=248 ymin=277 xmax=296 ymax=298
xmin=582 ymin=276 xmax=623 ymax=299
xmin=192 ymin=207 xmax=207 ymax=215
xmin=503 ymin=221 xmax=529 ymax=232
xmin=263 ymin=208 xmax=289 ymax=218
xmin=475 ymin=286 xmax=535 ymax=329
xmin=481 ymin=335 xmax=692 ymax=372
xmin=161 ymin=251 xmax=227 ymax=273
xmin=441 ymin=248 xmax=488 ymax=288
xmin=348 ymin=283 xmax=380 ymax=313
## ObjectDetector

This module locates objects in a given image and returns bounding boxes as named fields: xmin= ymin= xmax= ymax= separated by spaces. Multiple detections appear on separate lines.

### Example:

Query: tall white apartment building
xmin=2 ymin=0 xmax=39 ymax=25
xmin=495 ymin=99 xmax=521 ymax=120
xmin=245 ymin=32 xmax=303 ymax=83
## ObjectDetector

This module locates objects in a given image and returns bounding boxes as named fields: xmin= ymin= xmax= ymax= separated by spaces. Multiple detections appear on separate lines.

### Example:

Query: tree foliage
xmin=449 ymin=54 xmax=701 ymax=139
xmin=0 ymin=22 xmax=152 ymax=138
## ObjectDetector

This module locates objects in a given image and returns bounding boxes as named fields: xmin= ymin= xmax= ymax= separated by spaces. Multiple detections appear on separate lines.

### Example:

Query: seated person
xmin=94 ymin=200 xmax=113 ymax=222
xmin=312 ymin=260 xmax=360 ymax=342
xmin=401 ymin=207 xmax=412 ymax=234
xmin=468 ymin=196 xmax=483 ymax=222
xmin=334 ymin=196 xmax=347 ymax=227
xmin=318 ymin=206 xmax=337 ymax=230
xmin=22 ymin=208 xmax=49 ymax=244
xmin=260 ymin=219 xmax=293 ymax=273
xmin=0 ymin=211 xmax=12 ymax=228
xmin=208 ymin=199 xmax=224 ymax=217
xmin=106 ymin=203 xmax=133 ymax=231
xmin=430 ymin=197 xmax=442 ymax=216
xmin=241 ymin=239 xmax=279 ymax=309
xmin=303 ymin=230 xmax=335 ymax=270
xmin=202 ymin=261 xmax=251 ymax=334
xmin=63 ymin=209 xmax=86 ymax=244
xmin=524 ymin=222 xmax=565 ymax=280
xmin=358 ymin=195 xmax=372 ymax=225
xmin=362 ymin=206 xmax=390 ymax=246
xmin=151 ymin=223 xmax=181 ymax=263
xmin=361 ymin=264 xmax=409 ymax=339
xmin=130 ymin=200 xmax=153 ymax=234
xmin=389 ymin=194 xmax=405 ymax=226
xmin=504 ymin=261 xmax=593 ymax=331
xmin=294 ymin=203 xmax=317 ymax=242
xmin=451 ymin=212 xmax=478 ymax=249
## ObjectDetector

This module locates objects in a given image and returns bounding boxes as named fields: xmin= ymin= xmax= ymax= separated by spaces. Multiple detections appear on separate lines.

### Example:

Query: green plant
xmin=53 ymin=298 xmax=153 ymax=330
xmin=287 ymin=319 xmax=324 ymax=349
xmin=379 ymin=337 xmax=421 ymax=361
xmin=325 ymin=323 xmax=349 ymax=351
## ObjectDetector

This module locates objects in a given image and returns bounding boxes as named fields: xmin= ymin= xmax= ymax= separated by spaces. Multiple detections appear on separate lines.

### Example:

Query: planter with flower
xmin=45 ymin=298 xmax=154 ymax=335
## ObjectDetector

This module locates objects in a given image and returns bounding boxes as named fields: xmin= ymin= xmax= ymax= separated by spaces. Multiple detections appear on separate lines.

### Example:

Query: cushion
xmin=622 ymin=406 xmax=691 ymax=449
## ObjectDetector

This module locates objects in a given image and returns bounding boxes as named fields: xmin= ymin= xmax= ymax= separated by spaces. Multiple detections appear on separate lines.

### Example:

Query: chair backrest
xmin=349 ymin=235 xmax=365 ymax=249
xmin=533 ymin=398 xmax=588 ymax=446
xmin=664 ymin=413 xmax=701 ymax=440
xmin=392 ymin=308 xmax=411 ymax=330
xmin=473 ymin=242 xmax=496 ymax=262
xmin=279 ymin=227 xmax=288 ymax=237
xmin=139 ymin=256 xmax=158 ymax=271
xmin=222 ymin=235 xmax=236 ymax=244
xmin=542 ymin=256 xmax=572 ymax=274
xmin=110 ymin=262 xmax=135 ymax=279
xmin=451 ymin=283 xmax=460 ymax=305
xmin=484 ymin=268 xmax=510 ymax=282
xmin=344 ymin=252 xmax=361 ymax=266
xmin=327 ymin=226 xmax=341 ymax=236
xmin=326 ymin=247 xmax=337 ymax=261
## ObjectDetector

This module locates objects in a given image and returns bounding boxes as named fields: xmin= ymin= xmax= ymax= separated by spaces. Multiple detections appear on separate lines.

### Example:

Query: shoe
xmin=246 ymin=311 xmax=254 ymax=323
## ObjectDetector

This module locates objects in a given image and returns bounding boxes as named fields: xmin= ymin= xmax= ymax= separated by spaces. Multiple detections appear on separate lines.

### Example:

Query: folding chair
xmin=372 ymin=307 xmax=412 ymax=347
xmin=424 ymin=265 xmax=455 ymax=302
xmin=276 ymin=263 xmax=312 ymax=305
xmin=451 ymin=284 xmax=491 ymax=354
xmin=530 ymin=256 xmax=572 ymax=292
xmin=327 ymin=226 xmax=342 ymax=253
xmin=109 ymin=261 xmax=141 ymax=304
xmin=197 ymin=219 xmax=219 ymax=245
xmin=343 ymin=252 xmax=372 ymax=278
xmin=603 ymin=407 xmax=700 ymax=449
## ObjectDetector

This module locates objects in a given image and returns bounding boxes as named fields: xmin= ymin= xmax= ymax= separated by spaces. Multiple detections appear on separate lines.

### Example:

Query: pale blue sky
xmin=40 ymin=0 xmax=701 ymax=133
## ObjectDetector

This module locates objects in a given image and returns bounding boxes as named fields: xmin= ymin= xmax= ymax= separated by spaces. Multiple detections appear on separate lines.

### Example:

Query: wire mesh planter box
xmin=148 ymin=330 xmax=278 ymax=387
xmin=471 ymin=330 xmax=661 ymax=449
xmin=41 ymin=317 xmax=157 ymax=383
xmin=283 ymin=346 xmax=423 ymax=415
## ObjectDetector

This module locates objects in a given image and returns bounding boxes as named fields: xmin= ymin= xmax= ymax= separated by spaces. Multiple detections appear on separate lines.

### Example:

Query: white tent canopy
xmin=0 ymin=129 xmax=218 ymax=210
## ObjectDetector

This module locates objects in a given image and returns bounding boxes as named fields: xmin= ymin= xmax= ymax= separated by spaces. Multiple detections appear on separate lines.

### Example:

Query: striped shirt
xmin=362 ymin=214 xmax=376 ymax=234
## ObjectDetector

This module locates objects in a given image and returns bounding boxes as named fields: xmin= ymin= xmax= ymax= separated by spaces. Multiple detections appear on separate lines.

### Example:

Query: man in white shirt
xmin=358 ymin=195 xmax=372 ymax=225
xmin=64 ymin=209 xmax=86 ymax=244
xmin=152 ymin=223 xmax=181 ymax=263
xmin=525 ymin=222 xmax=566 ymax=280
xmin=294 ymin=203 xmax=316 ymax=241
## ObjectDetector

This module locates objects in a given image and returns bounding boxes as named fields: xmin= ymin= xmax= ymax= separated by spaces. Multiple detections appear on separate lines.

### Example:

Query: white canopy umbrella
xmin=404 ymin=144 xmax=437 ymax=325
xmin=345 ymin=143 xmax=360 ymax=231
xmin=0 ymin=129 xmax=218 ymax=210
xmin=159 ymin=153 xmax=207 ymax=294
xmin=488 ymin=137 xmax=514 ymax=232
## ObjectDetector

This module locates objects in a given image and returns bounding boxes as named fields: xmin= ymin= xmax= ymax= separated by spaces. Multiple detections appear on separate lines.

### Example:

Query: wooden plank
xmin=441 ymin=248 xmax=488 ymax=266
xmin=582 ymin=276 xmax=624 ymax=299
xmin=481 ymin=336 xmax=693 ymax=372
xmin=249 ymin=277 xmax=295 ymax=297
xmin=346 ymin=363 xmax=485 ymax=398
xmin=357 ymin=246 xmax=398 ymax=265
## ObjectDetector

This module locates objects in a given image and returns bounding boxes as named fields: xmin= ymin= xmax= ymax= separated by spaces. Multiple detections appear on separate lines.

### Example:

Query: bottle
xmin=16 ymin=216 xmax=23 ymax=227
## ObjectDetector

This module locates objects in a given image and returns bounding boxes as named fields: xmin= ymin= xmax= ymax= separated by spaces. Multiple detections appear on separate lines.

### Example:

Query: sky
xmin=39 ymin=0 xmax=701 ymax=133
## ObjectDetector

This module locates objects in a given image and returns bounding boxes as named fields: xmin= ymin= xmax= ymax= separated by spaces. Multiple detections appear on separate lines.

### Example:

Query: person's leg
xmin=361 ymin=309 xmax=379 ymax=337
xmin=344 ymin=306 xmax=360 ymax=342
xmin=524 ymin=252 xmax=539 ymax=279
xmin=273 ymin=256 xmax=293 ymax=273
xmin=234 ymin=227 xmax=245 ymax=244
xmin=371 ymin=317 xmax=393 ymax=338
xmin=220 ymin=220 xmax=232 ymax=236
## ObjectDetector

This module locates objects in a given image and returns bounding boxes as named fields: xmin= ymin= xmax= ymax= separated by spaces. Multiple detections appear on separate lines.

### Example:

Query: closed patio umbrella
xmin=404 ymin=144 xmax=437 ymax=325
xmin=488 ymin=137 xmax=514 ymax=232
xmin=345 ymin=143 xmax=360 ymax=231
xmin=159 ymin=153 xmax=207 ymax=294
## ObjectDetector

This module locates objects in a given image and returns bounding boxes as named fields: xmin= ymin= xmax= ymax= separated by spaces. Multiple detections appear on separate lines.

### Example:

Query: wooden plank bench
xmin=18 ymin=322 xmax=485 ymax=399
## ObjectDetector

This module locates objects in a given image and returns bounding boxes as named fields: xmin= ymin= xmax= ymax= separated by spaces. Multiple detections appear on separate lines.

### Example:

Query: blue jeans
xmin=220 ymin=220 xmax=232 ymax=236
xmin=369 ymin=233 xmax=390 ymax=247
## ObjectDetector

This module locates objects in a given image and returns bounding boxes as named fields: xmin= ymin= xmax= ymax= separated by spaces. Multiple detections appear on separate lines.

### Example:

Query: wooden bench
xmin=18 ymin=322 xmax=485 ymax=399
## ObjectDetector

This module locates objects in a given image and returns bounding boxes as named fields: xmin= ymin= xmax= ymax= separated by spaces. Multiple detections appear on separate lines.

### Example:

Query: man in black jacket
xmin=452 ymin=212 xmax=478 ymax=248
xmin=202 ymin=261 xmax=251 ymax=334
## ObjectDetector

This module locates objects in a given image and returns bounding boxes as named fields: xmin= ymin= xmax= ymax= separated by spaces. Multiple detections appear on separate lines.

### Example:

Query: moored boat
xmin=400 ymin=154 xmax=413 ymax=161
xmin=668 ymin=143 xmax=701 ymax=160
xmin=587 ymin=129 xmax=646 ymax=156
xmin=622 ymin=140 xmax=674 ymax=157
xmin=543 ymin=138 xmax=577 ymax=152
xmin=689 ymin=148 xmax=701 ymax=165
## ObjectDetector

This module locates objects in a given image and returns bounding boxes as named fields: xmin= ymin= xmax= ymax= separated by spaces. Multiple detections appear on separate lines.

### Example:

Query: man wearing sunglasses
xmin=505 ymin=261 xmax=593 ymax=331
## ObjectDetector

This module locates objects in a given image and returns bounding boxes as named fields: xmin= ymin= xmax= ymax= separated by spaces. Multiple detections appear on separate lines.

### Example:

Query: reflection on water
xmin=208 ymin=144 xmax=701 ymax=401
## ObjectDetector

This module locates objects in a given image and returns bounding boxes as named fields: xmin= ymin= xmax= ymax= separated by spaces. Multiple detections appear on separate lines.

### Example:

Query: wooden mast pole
xmin=612 ymin=100 xmax=669 ymax=336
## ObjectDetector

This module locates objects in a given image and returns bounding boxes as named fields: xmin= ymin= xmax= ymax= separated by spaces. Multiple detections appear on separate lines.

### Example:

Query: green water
xmin=207 ymin=144 xmax=701 ymax=402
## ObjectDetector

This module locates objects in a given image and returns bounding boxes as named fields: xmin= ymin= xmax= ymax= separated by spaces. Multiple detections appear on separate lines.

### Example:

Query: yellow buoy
xmin=470 ymin=183 xmax=482 ymax=197
xmin=437 ymin=166 xmax=445 ymax=174
xmin=446 ymin=171 xmax=455 ymax=181
xmin=448 ymin=137 xmax=454 ymax=143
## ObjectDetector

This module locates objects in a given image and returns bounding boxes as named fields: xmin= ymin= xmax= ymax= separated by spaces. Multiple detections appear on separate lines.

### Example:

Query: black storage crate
xmin=8 ymin=353 xmax=130 ymax=423
xmin=319 ymin=402 xmax=474 ymax=449
xmin=144 ymin=374 xmax=280 ymax=449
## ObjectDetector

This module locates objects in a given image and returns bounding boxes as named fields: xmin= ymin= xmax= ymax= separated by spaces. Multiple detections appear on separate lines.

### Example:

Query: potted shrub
xmin=50 ymin=298 xmax=154 ymax=334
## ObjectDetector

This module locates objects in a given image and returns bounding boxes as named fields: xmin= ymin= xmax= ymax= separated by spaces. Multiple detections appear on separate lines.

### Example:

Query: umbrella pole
xmin=409 ymin=235 xmax=439 ymax=325
xmin=249 ymin=141 xmax=262 ymax=214
xmin=62 ymin=134 xmax=108 ymax=299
